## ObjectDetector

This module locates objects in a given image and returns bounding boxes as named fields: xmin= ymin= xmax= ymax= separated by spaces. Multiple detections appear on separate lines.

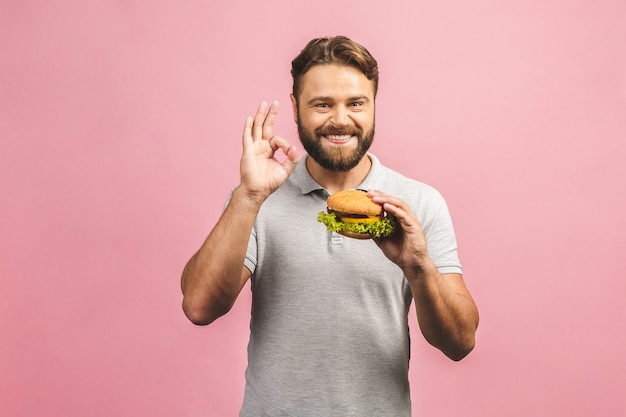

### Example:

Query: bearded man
xmin=181 ymin=36 xmax=479 ymax=417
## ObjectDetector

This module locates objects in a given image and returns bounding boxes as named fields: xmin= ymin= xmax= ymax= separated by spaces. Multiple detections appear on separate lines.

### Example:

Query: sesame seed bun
xmin=326 ymin=189 xmax=382 ymax=217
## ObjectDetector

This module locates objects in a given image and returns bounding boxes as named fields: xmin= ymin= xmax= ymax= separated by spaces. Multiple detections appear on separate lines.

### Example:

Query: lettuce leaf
xmin=317 ymin=212 xmax=396 ymax=238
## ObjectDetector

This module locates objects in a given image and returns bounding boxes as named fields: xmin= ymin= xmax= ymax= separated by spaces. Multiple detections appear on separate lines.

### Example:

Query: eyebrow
xmin=306 ymin=95 xmax=371 ymax=105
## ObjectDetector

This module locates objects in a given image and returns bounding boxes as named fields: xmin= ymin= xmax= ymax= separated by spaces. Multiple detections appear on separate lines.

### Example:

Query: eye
xmin=316 ymin=103 xmax=329 ymax=108
xmin=350 ymin=101 xmax=363 ymax=107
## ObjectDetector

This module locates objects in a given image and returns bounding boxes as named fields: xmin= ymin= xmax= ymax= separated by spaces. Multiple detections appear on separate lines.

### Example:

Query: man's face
xmin=291 ymin=64 xmax=376 ymax=172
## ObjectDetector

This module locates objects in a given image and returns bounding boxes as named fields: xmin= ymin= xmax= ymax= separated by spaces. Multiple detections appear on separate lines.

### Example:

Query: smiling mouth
xmin=324 ymin=134 xmax=354 ymax=144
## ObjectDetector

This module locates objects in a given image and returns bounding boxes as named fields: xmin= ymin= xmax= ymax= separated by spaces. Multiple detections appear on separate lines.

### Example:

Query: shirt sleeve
xmin=223 ymin=186 xmax=258 ymax=275
xmin=244 ymin=227 xmax=257 ymax=275
xmin=425 ymin=194 xmax=463 ymax=275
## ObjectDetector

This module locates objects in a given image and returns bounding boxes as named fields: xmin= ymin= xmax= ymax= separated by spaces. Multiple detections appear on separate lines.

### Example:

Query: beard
xmin=297 ymin=114 xmax=375 ymax=172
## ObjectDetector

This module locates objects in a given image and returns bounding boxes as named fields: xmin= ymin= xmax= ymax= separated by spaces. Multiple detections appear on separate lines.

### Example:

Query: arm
xmin=369 ymin=190 xmax=479 ymax=361
xmin=181 ymin=101 xmax=300 ymax=325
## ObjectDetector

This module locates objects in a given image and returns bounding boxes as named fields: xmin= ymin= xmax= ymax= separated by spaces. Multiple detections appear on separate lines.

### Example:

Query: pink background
xmin=2 ymin=1 xmax=625 ymax=416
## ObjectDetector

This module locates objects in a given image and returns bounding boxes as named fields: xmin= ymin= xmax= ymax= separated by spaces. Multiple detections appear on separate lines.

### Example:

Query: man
xmin=181 ymin=36 xmax=479 ymax=416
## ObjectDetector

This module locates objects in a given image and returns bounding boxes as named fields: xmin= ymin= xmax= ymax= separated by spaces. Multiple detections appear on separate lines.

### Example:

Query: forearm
xmin=181 ymin=186 xmax=262 ymax=325
xmin=406 ymin=261 xmax=479 ymax=361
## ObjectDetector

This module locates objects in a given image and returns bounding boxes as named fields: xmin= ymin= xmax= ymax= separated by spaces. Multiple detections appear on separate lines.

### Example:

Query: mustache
xmin=315 ymin=125 xmax=362 ymax=136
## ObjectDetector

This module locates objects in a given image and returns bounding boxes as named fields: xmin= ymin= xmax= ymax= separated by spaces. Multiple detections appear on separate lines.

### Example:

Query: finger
xmin=268 ymin=135 xmax=300 ymax=174
xmin=282 ymin=144 xmax=300 ymax=173
xmin=381 ymin=200 xmax=423 ymax=235
xmin=367 ymin=189 xmax=407 ymax=210
xmin=367 ymin=189 xmax=421 ymax=229
xmin=268 ymin=135 xmax=293 ymax=153
xmin=367 ymin=188 xmax=387 ymax=201
xmin=242 ymin=116 xmax=253 ymax=147
xmin=252 ymin=101 xmax=268 ymax=141
xmin=381 ymin=201 xmax=408 ymax=222
xmin=262 ymin=100 xmax=279 ymax=140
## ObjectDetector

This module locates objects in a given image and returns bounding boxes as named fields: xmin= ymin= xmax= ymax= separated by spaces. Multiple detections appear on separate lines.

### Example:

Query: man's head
xmin=290 ymin=36 xmax=379 ymax=172
xmin=291 ymin=36 xmax=379 ymax=100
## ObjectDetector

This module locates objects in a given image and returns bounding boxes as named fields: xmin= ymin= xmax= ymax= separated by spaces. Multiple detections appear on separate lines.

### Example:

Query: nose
xmin=330 ymin=106 xmax=349 ymax=126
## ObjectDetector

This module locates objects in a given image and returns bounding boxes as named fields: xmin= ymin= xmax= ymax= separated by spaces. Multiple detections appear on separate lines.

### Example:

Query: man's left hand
xmin=368 ymin=189 xmax=432 ymax=276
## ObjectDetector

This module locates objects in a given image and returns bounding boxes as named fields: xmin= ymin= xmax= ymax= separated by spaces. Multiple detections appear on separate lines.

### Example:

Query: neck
xmin=306 ymin=155 xmax=372 ymax=194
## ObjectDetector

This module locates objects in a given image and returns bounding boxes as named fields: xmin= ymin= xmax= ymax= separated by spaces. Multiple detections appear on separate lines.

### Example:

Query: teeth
xmin=327 ymin=135 xmax=351 ymax=140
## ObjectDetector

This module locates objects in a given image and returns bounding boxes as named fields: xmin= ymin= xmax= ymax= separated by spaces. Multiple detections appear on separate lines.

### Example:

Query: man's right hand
xmin=239 ymin=101 xmax=300 ymax=204
xmin=182 ymin=101 xmax=298 ymax=324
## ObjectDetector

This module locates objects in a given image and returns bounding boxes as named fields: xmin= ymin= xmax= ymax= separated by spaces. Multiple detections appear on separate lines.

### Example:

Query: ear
xmin=290 ymin=94 xmax=298 ymax=123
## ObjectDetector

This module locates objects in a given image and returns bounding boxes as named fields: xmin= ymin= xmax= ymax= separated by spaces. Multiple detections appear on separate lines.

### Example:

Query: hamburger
xmin=317 ymin=189 xmax=396 ymax=239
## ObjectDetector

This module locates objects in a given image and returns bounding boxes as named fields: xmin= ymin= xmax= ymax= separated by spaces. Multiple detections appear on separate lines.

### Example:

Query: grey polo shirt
xmin=239 ymin=153 xmax=462 ymax=417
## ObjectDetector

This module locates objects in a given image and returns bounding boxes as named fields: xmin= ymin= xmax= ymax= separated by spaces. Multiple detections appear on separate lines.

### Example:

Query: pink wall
xmin=2 ymin=1 xmax=625 ymax=416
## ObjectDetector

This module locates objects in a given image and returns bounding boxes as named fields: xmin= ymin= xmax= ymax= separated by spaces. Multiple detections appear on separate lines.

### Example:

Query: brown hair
xmin=291 ymin=36 xmax=379 ymax=100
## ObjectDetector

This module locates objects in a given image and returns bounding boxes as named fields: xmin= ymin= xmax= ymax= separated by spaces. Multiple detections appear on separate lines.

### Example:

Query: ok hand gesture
xmin=239 ymin=101 xmax=300 ymax=203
